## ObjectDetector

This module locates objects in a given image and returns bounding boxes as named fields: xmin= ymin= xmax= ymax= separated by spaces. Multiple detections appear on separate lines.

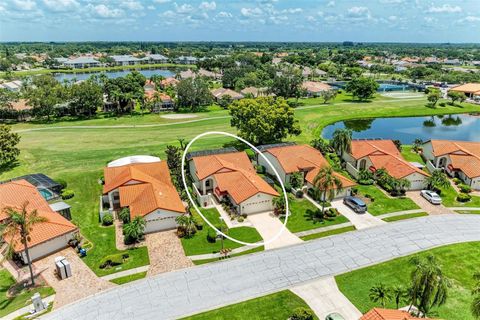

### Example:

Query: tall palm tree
xmin=331 ymin=128 xmax=352 ymax=156
xmin=123 ymin=216 xmax=146 ymax=243
xmin=426 ymin=170 xmax=450 ymax=191
xmin=1 ymin=202 xmax=47 ymax=286
xmin=272 ymin=195 xmax=286 ymax=216
xmin=392 ymin=285 xmax=406 ymax=309
xmin=175 ymin=215 xmax=196 ymax=237
xmin=312 ymin=166 xmax=343 ymax=217
xmin=369 ymin=283 xmax=392 ymax=308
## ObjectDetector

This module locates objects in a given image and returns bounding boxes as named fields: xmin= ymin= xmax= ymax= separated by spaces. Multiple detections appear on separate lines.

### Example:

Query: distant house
xmin=444 ymin=58 xmax=461 ymax=65
xmin=110 ymin=55 xmax=141 ymax=66
xmin=102 ymin=156 xmax=185 ymax=233
xmin=342 ymin=140 xmax=429 ymax=190
xmin=143 ymin=80 xmax=174 ymax=111
xmin=302 ymin=66 xmax=327 ymax=78
xmin=211 ymin=88 xmax=244 ymax=101
xmin=64 ymin=56 xmax=101 ymax=69
xmin=0 ymin=80 xmax=23 ymax=92
xmin=257 ymin=143 xmax=355 ymax=199
xmin=240 ymin=87 xmax=274 ymax=98
xmin=160 ymin=77 xmax=180 ymax=88
xmin=178 ymin=69 xmax=196 ymax=79
xmin=1 ymin=99 xmax=32 ymax=121
xmin=175 ymin=56 xmax=198 ymax=65
xmin=142 ymin=54 xmax=169 ymax=64
xmin=301 ymin=81 xmax=333 ymax=97
xmin=188 ymin=150 xmax=279 ymax=215
xmin=198 ymin=68 xmax=222 ymax=80
xmin=422 ymin=140 xmax=480 ymax=190
xmin=449 ymin=83 xmax=480 ymax=99
xmin=360 ymin=308 xmax=426 ymax=320
xmin=0 ymin=180 xmax=77 ymax=263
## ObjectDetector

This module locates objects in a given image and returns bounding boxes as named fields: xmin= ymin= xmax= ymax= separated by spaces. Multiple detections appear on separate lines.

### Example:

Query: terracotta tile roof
xmin=103 ymin=161 xmax=185 ymax=217
xmin=264 ymin=144 xmax=356 ymax=188
xmin=144 ymin=90 xmax=172 ymax=102
xmin=361 ymin=308 xmax=425 ymax=320
xmin=301 ymin=81 xmax=332 ymax=93
xmin=0 ymin=180 xmax=77 ymax=252
xmin=430 ymin=140 xmax=480 ymax=178
xmin=160 ymin=77 xmax=179 ymax=87
xmin=450 ymin=83 xmax=480 ymax=94
xmin=351 ymin=140 xmax=429 ymax=179
xmin=211 ymin=88 xmax=244 ymax=100
xmin=191 ymin=152 xmax=279 ymax=204
xmin=10 ymin=99 xmax=32 ymax=111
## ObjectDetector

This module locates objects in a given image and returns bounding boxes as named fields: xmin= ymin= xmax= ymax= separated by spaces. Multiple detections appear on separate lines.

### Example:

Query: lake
xmin=322 ymin=114 xmax=480 ymax=143
xmin=54 ymin=68 xmax=176 ymax=82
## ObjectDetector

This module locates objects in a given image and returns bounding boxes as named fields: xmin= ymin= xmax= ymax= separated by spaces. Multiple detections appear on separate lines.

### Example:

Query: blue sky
xmin=0 ymin=0 xmax=479 ymax=42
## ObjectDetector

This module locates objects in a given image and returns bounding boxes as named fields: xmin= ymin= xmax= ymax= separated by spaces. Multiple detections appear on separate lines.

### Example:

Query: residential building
xmin=302 ymin=66 xmax=327 ymax=78
xmin=143 ymin=80 xmax=174 ymax=111
xmin=188 ymin=149 xmax=279 ymax=215
xmin=63 ymin=56 xmax=101 ymax=69
xmin=240 ymin=87 xmax=274 ymax=98
xmin=142 ymin=54 xmax=169 ymax=64
xmin=198 ymin=68 xmax=222 ymax=79
xmin=360 ymin=308 xmax=426 ymax=320
xmin=422 ymin=140 xmax=480 ymax=190
xmin=178 ymin=69 xmax=196 ymax=79
xmin=175 ymin=56 xmax=198 ymax=65
xmin=211 ymin=88 xmax=244 ymax=101
xmin=160 ymin=77 xmax=180 ymax=88
xmin=257 ymin=143 xmax=355 ymax=199
xmin=343 ymin=140 xmax=429 ymax=190
xmin=0 ymin=180 xmax=77 ymax=263
xmin=449 ymin=83 xmax=480 ymax=99
xmin=301 ymin=81 xmax=333 ymax=97
xmin=110 ymin=55 xmax=141 ymax=66
xmin=102 ymin=156 xmax=185 ymax=233
xmin=0 ymin=80 xmax=23 ymax=92
xmin=2 ymin=173 xmax=63 ymax=201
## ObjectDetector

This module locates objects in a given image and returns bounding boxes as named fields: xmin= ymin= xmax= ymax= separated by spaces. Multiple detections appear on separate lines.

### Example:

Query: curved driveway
xmin=43 ymin=215 xmax=480 ymax=320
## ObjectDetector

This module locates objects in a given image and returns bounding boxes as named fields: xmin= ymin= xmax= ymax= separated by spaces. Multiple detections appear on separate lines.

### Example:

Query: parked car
xmin=420 ymin=190 xmax=442 ymax=204
xmin=343 ymin=196 xmax=367 ymax=213
xmin=325 ymin=313 xmax=346 ymax=320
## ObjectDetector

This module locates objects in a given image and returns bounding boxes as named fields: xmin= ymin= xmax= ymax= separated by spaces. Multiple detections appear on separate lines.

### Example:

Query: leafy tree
xmin=0 ymin=88 xmax=17 ymax=111
xmin=393 ymin=139 xmax=402 ymax=151
xmin=103 ymin=71 xmax=146 ymax=114
xmin=369 ymin=283 xmax=392 ymax=308
xmin=270 ymin=66 xmax=304 ymax=98
xmin=176 ymin=77 xmax=213 ymax=111
xmin=331 ymin=128 xmax=352 ymax=156
xmin=273 ymin=195 xmax=286 ymax=216
xmin=165 ymin=145 xmax=183 ymax=189
xmin=345 ymin=77 xmax=379 ymax=101
xmin=25 ymin=75 xmax=65 ymax=120
xmin=426 ymin=170 xmax=450 ymax=191
xmin=413 ymin=138 xmax=424 ymax=153
xmin=67 ymin=79 xmax=103 ymax=117
xmin=312 ymin=166 xmax=343 ymax=217
xmin=229 ymin=97 xmax=301 ymax=145
xmin=311 ymin=137 xmax=332 ymax=154
xmin=319 ymin=90 xmax=338 ymax=104
xmin=447 ymin=91 xmax=467 ymax=105
xmin=123 ymin=216 xmax=146 ymax=244
xmin=427 ymin=89 xmax=441 ymax=108
xmin=0 ymin=124 xmax=20 ymax=168
xmin=408 ymin=254 xmax=450 ymax=316
xmin=290 ymin=172 xmax=304 ymax=189
xmin=1 ymin=202 xmax=47 ymax=286
xmin=218 ymin=94 xmax=233 ymax=109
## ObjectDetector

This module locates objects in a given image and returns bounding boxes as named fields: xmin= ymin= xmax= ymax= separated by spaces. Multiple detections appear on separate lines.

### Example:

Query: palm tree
xmin=1 ymin=202 xmax=47 ymax=286
xmin=175 ymin=215 xmax=196 ymax=237
xmin=273 ymin=195 xmax=286 ymax=216
xmin=426 ymin=170 xmax=450 ymax=191
xmin=331 ymin=128 xmax=352 ymax=156
xmin=369 ymin=283 xmax=392 ymax=308
xmin=392 ymin=178 xmax=411 ymax=195
xmin=413 ymin=139 xmax=424 ymax=153
xmin=408 ymin=254 xmax=451 ymax=316
xmin=392 ymin=285 xmax=406 ymax=309
xmin=118 ymin=207 xmax=130 ymax=224
xmin=312 ymin=166 xmax=343 ymax=217
xmin=123 ymin=216 xmax=146 ymax=243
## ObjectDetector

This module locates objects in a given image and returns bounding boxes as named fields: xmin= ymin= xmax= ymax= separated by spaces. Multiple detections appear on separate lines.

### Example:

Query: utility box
xmin=55 ymin=256 xmax=72 ymax=280
xmin=31 ymin=292 xmax=46 ymax=313
xmin=63 ymin=259 xmax=72 ymax=278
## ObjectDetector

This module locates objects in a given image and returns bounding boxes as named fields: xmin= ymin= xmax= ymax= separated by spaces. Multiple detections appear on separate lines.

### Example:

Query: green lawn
xmin=300 ymin=226 xmax=356 ymax=241
xmin=382 ymin=212 xmax=428 ymax=222
xmin=192 ymin=246 xmax=264 ymax=265
xmin=355 ymin=185 xmax=419 ymax=215
xmin=280 ymin=196 xmax=349 ymax=233
xmin=400 ymin=145 xmax=425 ymax=164
xmin=0 ymin=269 xmax=55 ymax=317
xmin=180 ymin=290 xmax=318 ymax=320
xmin=181 ymin=208 xmax=262 ymax=256
xmin=336 ymin=242 xmax=480 ymax=320
xmin=439 ymin=185 xmax=480 ymax=208
xmin=109 ymin=271 xmax=147 ymax=285
xmin=456 ymin=210 xmax=480 ymax=214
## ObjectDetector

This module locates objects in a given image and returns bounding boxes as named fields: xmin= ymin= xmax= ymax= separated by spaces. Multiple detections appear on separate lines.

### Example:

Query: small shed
xmin=49 ymin=202 xmax=72 ymax=220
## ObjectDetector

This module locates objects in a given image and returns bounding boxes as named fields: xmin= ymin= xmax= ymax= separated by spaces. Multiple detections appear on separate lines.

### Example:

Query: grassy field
xmin=382 ymin=212 xmax=428 ymax=222
xmin=355 ymin=185 xmax=419 ymax=215
xmin=180 ymin=290 xmax=318 ymax=320
xmin=0 ymin=269 xmax=55 ymax=317
xmin=109 ymin=271 xmax=147 ymax=285
xmin=299 ymin=226 xmax=356 ymax=241
xmin=192 ymin=246 xmax=264 ymax=265
xmin=400 ymin=145 xmax=425 ymax=164
xmin=336 ymin=242 xmax=480 ymax=320
xmin=439 ymin=185 xmax=480 ymax=208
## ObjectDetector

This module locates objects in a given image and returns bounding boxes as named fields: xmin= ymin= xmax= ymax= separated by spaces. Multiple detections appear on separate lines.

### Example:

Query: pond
xmin=53 ymin=68 xmax=176 ymax=82
xmin=322 ymin=114 xmax=480 ymax=144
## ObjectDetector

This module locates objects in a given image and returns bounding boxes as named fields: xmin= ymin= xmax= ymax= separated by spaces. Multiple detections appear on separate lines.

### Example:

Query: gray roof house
xmin=143 ymin=54 xmax=169 ymax=64
xmin=110 ymin=55 xmax=142 ymax=66
xmin=175 ymin=56 xmax=198 ymax=65
xmin=64 ymin=56 xmax=101 ymax=69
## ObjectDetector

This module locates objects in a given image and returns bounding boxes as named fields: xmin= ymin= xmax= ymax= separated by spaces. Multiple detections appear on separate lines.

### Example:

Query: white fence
xmin=346 ymin=162 xmax=359 ymax=179
xmin=192 ymin=183 xmax=212 ymax=208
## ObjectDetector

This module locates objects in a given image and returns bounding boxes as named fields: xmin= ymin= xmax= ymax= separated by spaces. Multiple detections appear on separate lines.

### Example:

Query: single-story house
xmin=301 ymin=81 xmax=333 ymax=97
xmin=449 ymin=83 xmax=480 ymax=99
xmin=360 ymin=308 xmax=426 ymax=320
xmin=198 ymin=68 xmax=222 ymax=79
xmin=0 ymin=180 xmax=77 ymax=263
xmin=211 ymin=88 xmax=244 ymax=101
xmin=160 ymin=77 xmax=180 ymax=88
xmin=0 ymin=80 xmax=23 ymax=92
xmin=0 ymin=98 xmax=32 ymax=121
xmin=142 ymin=54 xmax=169 ymax=64
xmin=143 ymin=80 xmax=174 ymax=111
xmin=343 ymin=140 xmax=429 ymax=190
xmin=103 ymin=156 xmax=185 ymax=233
xmin=63 ymin=56 xmax=101 ymax=69
xmin=178 ymin=69 xmax=196 ymax=79
xmin=2 ymin=173 xmax=63 ymax=201
xmin=302 ymin=66 xmax=327 ymax=78
xmin=422 ymin=140 xmax=480 ymax=190
xmin=240 ymin=87 xmax=275 ymax=98
xmin=188 ymin=149 xmax=279 ymax=215
xmin=110 ymin=55 xmax=142 ymax=66
xmin=175 ymin=56 xmax=198 ymax=65
xmin=257 ymin=143 xmax=355 ymax=199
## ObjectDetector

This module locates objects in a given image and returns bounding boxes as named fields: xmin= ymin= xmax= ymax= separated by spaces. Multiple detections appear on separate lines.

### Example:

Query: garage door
xmin=409 ymin=179 xmax=426 ymax=190
xmin=242 ymin=199 xmax=273 ymax=215
xmin=144 ymin=216 xmax=177 ymax=233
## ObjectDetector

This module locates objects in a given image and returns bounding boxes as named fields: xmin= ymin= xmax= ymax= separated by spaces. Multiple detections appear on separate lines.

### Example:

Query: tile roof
xmin=450 ymin=83 xmax=480 ymax=94
xmin=351 ymin=140 xmax=429 ymax=179
xmin=10 ymin=99 xmax=32 ymax=111
xmin=430 ymin=140 xmax=480 ymax=178
xmin=160 ymin=77 xmax=179 ymax=87
xmin=211 ymin=88 xmax=244 ymax=100
xmin=301 ymin=81 xmax=332 ymax=93
xmin=103 ymin=161 xmax=185 ymax=217
xmin=0 ymin=180 xmax=77 ymax=252
xmin=360 ymin=308 xmax=425 ymax=320
xmin=263 ymin=144 xmax=356 ymax=188
xmin=191 ymin=151 xmax=279 ymax=204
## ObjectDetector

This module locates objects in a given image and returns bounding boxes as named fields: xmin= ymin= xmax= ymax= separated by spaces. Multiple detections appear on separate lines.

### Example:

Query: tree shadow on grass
xmin=304 ymin=209 xmax=334 ymax=225
xmin=0 ymin=160 xmax=19 ymax=176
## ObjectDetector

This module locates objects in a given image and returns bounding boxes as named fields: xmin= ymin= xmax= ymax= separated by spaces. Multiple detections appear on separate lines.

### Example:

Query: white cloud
xmin=240 ymin=7 xmax=263 ymax=18
xmin=11 ymin=0 xmax=36 ymax=11
xmin=153 ymin=0 xmax=170 ymax=3
xmin=89 ymin=4 xmax=124 ymax=18
xmin=427 ymin=4 xmax=462 ymax=13
xmin=174 ymin=3 xmax=193 ymax=14
xmin=216 ymin=11 xmax=232 ymax=18
xmin=199 ymin=1 xmax=216 ymax=11
xmin=147 ymin=5 xmax=155 ymax=10
xmin=388 ymin=15 xmax=398 ymax=21
xmin=458 ymin=15 xmax=480 ymax=23
xmin=282 ymin=8 xmax=302 ymax=14
xmin=160 ymin=10 xmax=176 ymax=18
xmin=120 ymin=1 xmax=144 ymax=11
xmin=306 ymin=15 xmax=316 ymax=22
xmin=380 ymin=0 xmax=404 ymax=3
xmin=326 ymin=1 xmax=335 ymax=8
xmin=424 ymin=16 xmax=437 ymax=23
xmin=346 ymin=6 xmax=372 ymax=20
xmin=42 ymin=0 xmax=79 ymax=12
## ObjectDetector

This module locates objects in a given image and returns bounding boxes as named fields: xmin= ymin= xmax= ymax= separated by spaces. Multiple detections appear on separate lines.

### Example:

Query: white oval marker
xmin=181 ymin=131 xmax=289 ymax=246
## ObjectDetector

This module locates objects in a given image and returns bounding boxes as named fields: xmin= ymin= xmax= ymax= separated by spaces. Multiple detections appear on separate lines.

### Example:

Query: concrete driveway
xmin=291 ymin=277 xmax=362 ymax=320
xmin=247 ymin=212 xmax=302 ymax=250
xmin=331 ymin=200 xmax=386 ymax=229
xmin=406 ymin=191 xmax=455 ymax=215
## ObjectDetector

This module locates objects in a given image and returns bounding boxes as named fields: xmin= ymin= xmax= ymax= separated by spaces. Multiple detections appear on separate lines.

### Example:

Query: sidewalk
xmin=101 ymin=265 xmax=150 ymax=281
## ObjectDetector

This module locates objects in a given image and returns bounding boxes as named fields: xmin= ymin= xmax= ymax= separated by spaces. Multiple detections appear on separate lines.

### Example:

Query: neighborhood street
xmin=43 ymin=214 xmax=480 ymax=320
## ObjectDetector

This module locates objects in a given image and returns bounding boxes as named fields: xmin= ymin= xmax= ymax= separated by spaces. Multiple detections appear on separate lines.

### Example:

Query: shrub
xmin=284 ymin=183 xmax=292 ymax=193
xmin=56 ymin=179 xmax=68 ymax=189
xmin=290 ymin=307 xmax=314 ymax=320
xmin=245 ymin=149 xmax=255 ymax=160
xmin=207 ymin=228 xmax=217 ymax=243
xmin=457 ymin=193 xmax=471 ymax=202
xmin=256 ymin=165 xmax=266 ymax=174
xmin=102 ymin=213 xmax=113 ymax=226
xmin=99 ymin=253 xmax=129 ymax=269
xmin=459 ymin=184 xmax=472 ymax=193
xmin=351 ymin=187 xmax=358 ymax=195
xmin=325 ymin=208 xmax=338 ymax=218
xmin=193 ymin=215 xmax=204 ymax=230
xmin=295 ymin=190 xmax=304 ymax=198
xmin=61 ymin=189 xmax=74 ymax=200
xmin=358 ymin=179 xmax=374 ymax=185
xmin=241 ymin=213 xmax=247 ymax=218
xmin=237 ymin=216 xmax=244 ymax=222
xmin=119 ymin=207 xmax=131 ymax=224
xmin=452 ymin=178 xmax=462 ymax=185
xmin=439 ymin=102 xmax=446 ymax=107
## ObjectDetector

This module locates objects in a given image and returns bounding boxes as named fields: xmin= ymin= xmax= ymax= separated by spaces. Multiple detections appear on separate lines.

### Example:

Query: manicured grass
xmin=181 ymin=208 xmax=262 ymax=256
xmin=300 ymin=226 xmax=356 ymax=241
xmin=180 ymin=290 xmax=318 ymax=320
xmin=0 ymin=269 xmax=55 ymax=317
xmin=400 ymin=145 xmax=425 ymax=164
xmin=439 ymin=185 xmax=480 ymax=208
xmin=355 ymin=185 xmax=419 ymax=215
xmin=280 ymin=196 xmax=349 ymax=233
xmin=192 ymin=246 xmax=264 ymax=265
xmin=456 ymin=210 xmax=480 ymax=214
xmin=382 ymin=212 xmax=428 ymax=222
xmin=336 ymin=242 xmax=480 ymax=320
xmin=109 ymin=271 xmax=147 ymax=285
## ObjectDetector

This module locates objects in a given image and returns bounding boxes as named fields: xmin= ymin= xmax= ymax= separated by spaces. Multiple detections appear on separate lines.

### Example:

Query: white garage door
xmin=409 ymin=179 xmax=426 ymax=190
xmin=144 ymin=217 xmax=177 ymax=233
xmin=242 ymin=199 xmax=273 ymax=215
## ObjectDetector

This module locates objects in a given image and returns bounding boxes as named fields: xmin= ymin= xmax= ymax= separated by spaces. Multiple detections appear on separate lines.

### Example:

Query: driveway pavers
xmin=331 ymin=200 xmax=386 ymax=229
xmin=43 ymin=215 xmax=480 ymax=320
xmin=406 ymin=191 xmax=455 ymax=215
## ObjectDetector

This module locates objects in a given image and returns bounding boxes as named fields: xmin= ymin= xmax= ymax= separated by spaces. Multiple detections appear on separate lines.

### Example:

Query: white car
xmin=420 ymin=190 xmax=442 ymax=205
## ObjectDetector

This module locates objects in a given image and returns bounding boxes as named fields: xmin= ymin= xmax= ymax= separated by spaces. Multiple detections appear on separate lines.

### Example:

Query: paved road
xmin=43 ymin=215 xmax=480 ymax=320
